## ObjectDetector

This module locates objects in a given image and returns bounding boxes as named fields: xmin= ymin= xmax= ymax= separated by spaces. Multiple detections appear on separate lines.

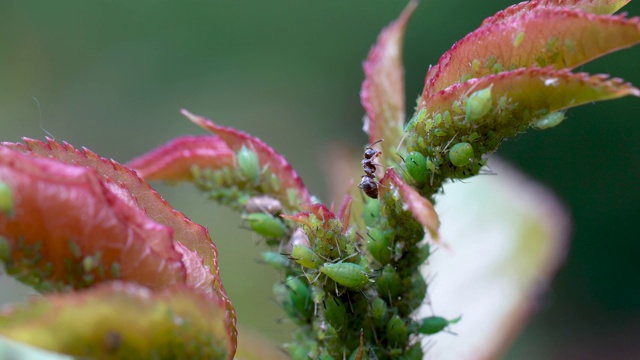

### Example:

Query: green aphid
xmin=324 ymin=296 xmax=347 ymax=332
xmin=485 ymin=55 xmax=497 ymax=69
xmin=285 ymin=276 xmax=313 ymax=323
xmin=386 ymin=315 xmax=408 ymax=348
xmin=366 ymin=228 xmax=392 ymax=265
xmin=82 ymin=256 xmax=95 ymax=273
xmin=513 ymin=31 xmax=525 ymax=47
xmin=459 ymin=72 xmax=473 ymax=83
xmin=418 ymin=315 xmax=461 ymax=335
xmin=291 ymin=245 xmax=322 ymax=270
xmin=402 ymin=343 xmax=424 ymax=360
xmin=371 ymin=297 xmax=388 ymax=326
xmin=0 ymin=182 xmax=13 ymax=216
xmin=405 ymin=151 xmax=428 ymax=186
xmin=492 ymin=62 xmax=504 ymax=74
xmin=452 ymin=100 xmax=463 ymax=115
xmin=237 ymin=145 xmax=260 ymax=184
xmin=533 ymin=111 xmax=565 ymax=129
xmin=243 ymin=212 xmax=288 ymax=239
xmin=320 ymin=262 xmax=370 ymax=289
xmin=111 ymin=262 xmax=121 ymax=278
xmin=260 ymin=251 xmax=290 ymax=271
xmin=449 ymin=142 xmax=475 ymax=167
xmin=471 ymin=59 xmax=480 ymax=72
xmin=377 ymin=264 xmax=401 ymax=298
xmin=363 ymin=198 xmax=381 ymax=227
xmin=405 ymin=108 xmax=427 ymax=132
xmin=465 ymin=85 xmax=493 ymax=122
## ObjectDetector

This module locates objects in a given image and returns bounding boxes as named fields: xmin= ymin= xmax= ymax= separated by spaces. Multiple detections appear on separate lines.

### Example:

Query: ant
xmin=358 ymin=139 xmax=383 ymax=199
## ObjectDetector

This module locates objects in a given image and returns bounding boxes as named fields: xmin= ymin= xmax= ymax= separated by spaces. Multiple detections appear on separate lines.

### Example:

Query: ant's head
xmin=363 ymin=139 xmax=384 ymax=159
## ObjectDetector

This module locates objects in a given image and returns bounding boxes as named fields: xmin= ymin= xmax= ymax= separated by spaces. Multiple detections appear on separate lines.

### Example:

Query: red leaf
xmin=182 ymin=109 xmax=312 ymax=209
xmin=423 ymin=8 xmax=640 ymax=100
xmin=422 ymin=67 xmax=640 ymax=120
xmin=361 ymin=1 xmax=417 ymax=159
xmin=380 ymin=168 xmax=440 ymax=240
xmin=2 ymin=139 xmax=237 ymax=353
xmin=0 ymin=147 xmax=186 ymax=290
xmin=482 ymin=0 xmax=631 ymax=26
xmin=126 ymin=135 xmax=236 ymax=182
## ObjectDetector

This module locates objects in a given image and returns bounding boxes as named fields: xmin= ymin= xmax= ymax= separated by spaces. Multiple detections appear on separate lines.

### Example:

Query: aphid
xmin=358 ymin=139 xmax=383 ymax=199
xmin=448 ymin=142 xmax=475 ymax=167
xmin=386 ymin=314 xmax=408 ymax=347
xmin=244 ymin=195 xmax=282 ymax=215
xmin=291 ymin=244 xmax=322 ymax=270
xmin=0 ymin=182 xmax=13 ymax=216
xmin=320 ymin=262 xmax=371 ymax=289
xmin=242 ymin=212 xmax=288 ymax=239
xmin=533 ymin=111 xmax=565 ymax=129
xmin=418 ymin=315 xmax=461 ymax=335
xmin=237 ymin=145 xmax=260 ymax=184
xmin=465 ymin=85 xmax=493 ymax=122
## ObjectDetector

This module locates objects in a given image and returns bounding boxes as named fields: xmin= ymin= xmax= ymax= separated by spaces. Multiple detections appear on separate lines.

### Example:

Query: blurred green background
xmin=1 ymin=1 xmax=638 ymax=358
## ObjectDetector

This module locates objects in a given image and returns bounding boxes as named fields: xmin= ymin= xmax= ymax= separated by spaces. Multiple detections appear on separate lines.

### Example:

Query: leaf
xmin=182 ymin=109 xmax=312 ymax=210
xmin=126 ymin=135 xmax=236 ymax=182
xmin=482 ymin=0 xmax=631 ymax=26
xmin=419 ymin=159 xmax=570 ymax=360
xmin=379 ymin=168 xmax=440 ymax=240
xmin=422 ymin=67 xmax=640 ymax=125
xmin=423 ymin=8 xmax=640 ymax=99
xmin=360 ymin=0 xmax=416 ymax=161
xmin=1 ymin=139 xmax=237 ymax=352
xmin=0 ymin=282 xmax=234 ymax=360
xmin=0 ymin=147 xmax=186 ymax=292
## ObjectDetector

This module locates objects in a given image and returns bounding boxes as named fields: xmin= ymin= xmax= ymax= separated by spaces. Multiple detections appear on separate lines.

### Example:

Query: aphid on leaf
xmin=0 ymin=182 xmax=13 ymax=216
xmin=358 ymin=139 xmax=383 ymax=199
xmin=533 ymin=111 xmax=565 ymax=129
xmin=465 ymin=85 xmax=493 ymax=122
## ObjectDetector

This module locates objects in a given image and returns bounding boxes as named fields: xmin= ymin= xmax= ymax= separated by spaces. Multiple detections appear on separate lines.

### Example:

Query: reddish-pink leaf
xmin=482 ymin=0 xmax=631 ymax=26
xmin=0 ymin=282 xmax=234 ymax=359
xmin=182 ymin=109 xmax=311 ymax=209
xmin=2 ymin=138 xmax=236 ymax=352
xmin=380 ymin=168 xmax=440 ymax=240
xmin=423 ymin=8 xmax=640 ymax=100
xmin=337 ymin=194 xmax=352 ymax=234
xmin=126 ymin=135 xmax=236 ymax=182
xmin=0 ymin=147 xmax=186 ymax=291
xmin=361 ymin=1 xmax=416 ymax=158
xmin=422 ymin=67 xmax=640 ymax=121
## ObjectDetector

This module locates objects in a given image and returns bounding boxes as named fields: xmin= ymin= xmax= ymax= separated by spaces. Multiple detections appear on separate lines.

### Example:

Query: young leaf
xmin=126 ymin=135 xmax=236 ymax=182
xmin=0 ymin=147 xmax=186 ymax=291
xmin=0 ymin=282 xmax=234 ymax=359
xmin=423 ymin=8 xmax=640 ymax=99
xmin=379 ymin=168 xmax=440 ymax=240
xmin=482 ymin=0 xmax=631 ymax=26
xmin=2 ymin=139 xmax=237 ymax=351
xmin=181 ymin=109 xmax=312 ymax=210
xmin=422 ymin=67 xmax=640 ymax=123
xmin=361 ymin=1 xmax=417 ymax=159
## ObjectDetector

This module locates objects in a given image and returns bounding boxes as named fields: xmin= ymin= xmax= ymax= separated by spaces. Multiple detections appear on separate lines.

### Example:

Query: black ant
xmin=358 ymin=139 xmax=383 ymax=199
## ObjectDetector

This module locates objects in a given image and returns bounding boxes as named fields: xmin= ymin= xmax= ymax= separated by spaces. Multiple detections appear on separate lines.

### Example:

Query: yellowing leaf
xmin=0 ymin=282 xmax=234 ymax=360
